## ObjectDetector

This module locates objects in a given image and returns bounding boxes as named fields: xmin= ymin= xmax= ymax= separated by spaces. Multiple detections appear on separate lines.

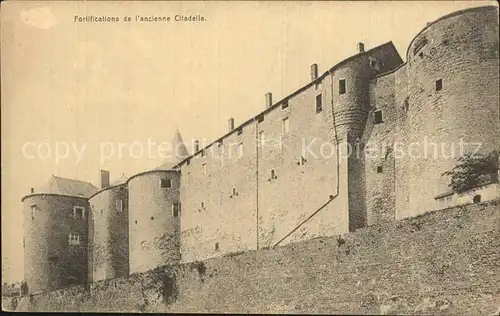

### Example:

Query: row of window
xmin=195 ymin=118 xmax=291 ymax=167
xmin=198 ymin=120 xmax=291 ymax=175
xmin=89 ymin=199 xmax=126 ymax=218
xmin=30 ymin=198 xmax=157 ymax=219
xmin=312 ymin=79 xmax=347 ymax=114
xmin=253 ymin=79 xmax=344 ymax=127
xmin=327 ymin=78 xmax=441 ymax=122
xmin=190 ymin=77 xmax=375 ymax=165
xmin=200 ymin=152 xmax=309 ymax=180
xmin=192 ymin=78 xmax=442 ymax=169
xmin=29 ymin=205 xmax=86 ymax=220
xmin=196 ymin=167 xmax=284 ymax=209
xmin=371 ymin=79 xmax=443 ymax=125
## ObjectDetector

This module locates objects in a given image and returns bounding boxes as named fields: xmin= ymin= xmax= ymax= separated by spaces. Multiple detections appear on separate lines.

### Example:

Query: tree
xmin=441 ymin=150 xmax=499 ymax=194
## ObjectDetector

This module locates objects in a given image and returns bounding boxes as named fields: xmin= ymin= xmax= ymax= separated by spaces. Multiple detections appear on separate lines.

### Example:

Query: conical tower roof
xmin=31 ymin=175 xmax=98 ymax=198
xmin=109 ymin=173 xmax=128 ymax=186
xmin=172 ymin=128 xmax=189 ymax=160
xmin=154 ymin=129 xmax=189 ymax=170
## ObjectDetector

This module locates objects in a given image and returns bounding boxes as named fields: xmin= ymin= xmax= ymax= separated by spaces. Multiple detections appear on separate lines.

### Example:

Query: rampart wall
xmin=7 ymin=201 xmax=499 ymax=315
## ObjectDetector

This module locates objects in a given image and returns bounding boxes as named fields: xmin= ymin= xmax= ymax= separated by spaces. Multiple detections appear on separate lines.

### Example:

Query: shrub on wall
xmin=442 ymin=150 xmax=499 ymax=194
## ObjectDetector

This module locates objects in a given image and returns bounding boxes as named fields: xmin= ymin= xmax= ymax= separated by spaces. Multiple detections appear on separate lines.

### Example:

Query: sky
xmin=1 ymin=0 xmax=495 ymax=283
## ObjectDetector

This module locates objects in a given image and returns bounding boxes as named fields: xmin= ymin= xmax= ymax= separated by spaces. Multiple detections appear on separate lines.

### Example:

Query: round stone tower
xmin=128 ymin=130 xmax=188 ymax=274
xmin=400 ymin=5 xmax=499 ymax=218
xmin=22 ymin=175 xmax=97 ymax=294
xmin=329 ymin=42 xmax=403 ymax=142
xmin=328 ymin=41 xmax=404 ymax=230
xmin=88 ymin=173 xmax=129 ymax=282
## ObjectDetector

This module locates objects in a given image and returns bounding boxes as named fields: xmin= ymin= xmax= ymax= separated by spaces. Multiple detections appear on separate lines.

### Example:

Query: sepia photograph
xmin=1 ymin=1 xmax=499 ymax=314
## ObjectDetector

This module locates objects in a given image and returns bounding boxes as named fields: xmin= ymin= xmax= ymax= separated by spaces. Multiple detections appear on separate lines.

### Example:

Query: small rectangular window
xmin=201 ymin=149 xmax=205 ymax=157
xmin=238 ymin=143 xmax=243 ymax=159
xmin=186 ymin=158 xmax=191 ymax=166
xmin=282 ymin=117 xmax=289 ymax=134
xmin=215 ymin=242 xmax=219 ymax=251
xmin=435 ymin=79 xmax=442 ymax=91
xmin=257 ymin=114 xmax=264 ymax=123
xmin=232 ymin=187 xmax=237 ymax=196
xmin=172 ymin=203 xmax=181 ymax=217
xmin=73 ymin=206 xmax=85 ymax=220
xmin=68 ymin=233 xmax=81 ymax=246
xmin=160 ymin=178 xmax=172 ymax=188
xmin=201 ymin=201 xmax=205 ymax=209
xmin=270 ymin=168 xmax=276 ymax=179
xmin=377 ymin=166 xmax=383 ymax=173
xmin=374 ymin=110 xmax=383 ymax=124
xmin=116 ymin=200 xmax=124 ymax=212
xmin=282 ymin=100 xmax=289 ymax=110
xmin=218 ymin=140 xmax=223 ymax=147
xmin=30 ymin=205 xmax=36 ymax=219
xmin=237 ymin=128 xmax=243 ymax=135
xmin=202 ymin=163 xmax=207 ymax=175
xmin=259 ymin=130 xmax=265 ymax=146
xmin=339 ymin=79 xmax=346 ymax=95
xmin=315 ymin=94 xmax=323 ymax=113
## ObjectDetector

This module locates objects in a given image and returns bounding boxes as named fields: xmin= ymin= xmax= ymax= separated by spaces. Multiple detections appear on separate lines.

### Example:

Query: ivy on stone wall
xmin=148 ymin=266 xmax=179 ymax=306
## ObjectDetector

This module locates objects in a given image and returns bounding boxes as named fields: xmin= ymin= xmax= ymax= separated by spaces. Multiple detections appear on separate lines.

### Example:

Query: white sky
xmin=1 ymin=0 xmax=495 ymax=283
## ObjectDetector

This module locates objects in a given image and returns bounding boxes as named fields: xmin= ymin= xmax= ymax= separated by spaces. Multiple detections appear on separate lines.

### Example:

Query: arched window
xmin=473 ymin=195 xmax=481 ymax=203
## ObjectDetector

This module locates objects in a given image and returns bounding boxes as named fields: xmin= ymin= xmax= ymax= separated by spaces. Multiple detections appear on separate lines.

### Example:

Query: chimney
xmin=357 ymin=42 xmax=365 ymax=53
xmin=100 ymin=170 xmax=110 ymax=189
xmin=265 ymin=92 xmax=272 ymax=108
xmin=228 ymin=118 xmax=235 ymax=132
xmin=194 ymin=139 xmax=200 ymax=153
xmin=311 ymin=63 xmax=318 ymax=81
xmin=30 ymin=188 xmax=34 ymax=194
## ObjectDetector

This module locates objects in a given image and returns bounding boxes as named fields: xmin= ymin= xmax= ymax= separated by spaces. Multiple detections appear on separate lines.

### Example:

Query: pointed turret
xmin=172 ymin=128 xmax=189 ymax=162
xmin=154 ymin=129 xmax=189 ymax=170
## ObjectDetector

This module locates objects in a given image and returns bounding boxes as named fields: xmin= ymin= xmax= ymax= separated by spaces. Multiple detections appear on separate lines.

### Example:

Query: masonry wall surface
xmin=178 ymin=42 xmax=406 ymax=262
xmin=11 ymin=201 xmax=500 ymax=314
xmin=437 ymin=182 xmax=500 ymax=209
xmin=397 ymin=6 xmax=499 ymax=219
xmin=23 ymin=195 xmax=90 ymax=294
xmin=88 ymin=184 xmax=129 ymax=282
xmin=363 ymin=71 xmax=398 ymax=225
xmin=256 ymin=78 xmax=347 ymax=249
xmin=393 ymin=63 xmax=411 ymax=220
xmin=329 ymin=44 xmax=402 ymax=230
xmin=179 ymin=77 xmax=351 ymax=263
xmin=128 ymin=171 xmax=181 ymax=274
xmin=179 ymin=121 xmax=259 ymax=262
